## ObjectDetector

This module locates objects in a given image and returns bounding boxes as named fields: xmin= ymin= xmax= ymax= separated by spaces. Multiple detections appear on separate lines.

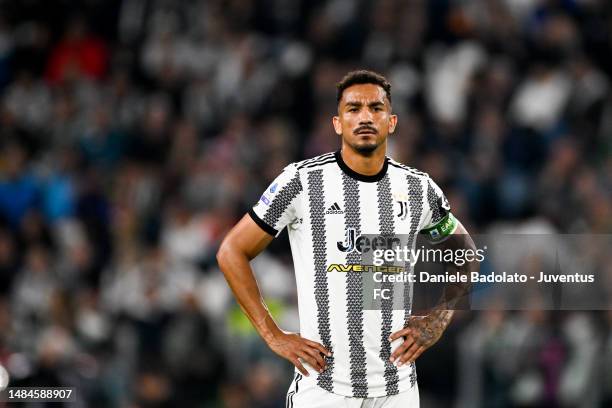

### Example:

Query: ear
xmin=332 ymin=116 xmax=342 ymax=135
xmin=388 ymin=114 xmax=398 ymax=134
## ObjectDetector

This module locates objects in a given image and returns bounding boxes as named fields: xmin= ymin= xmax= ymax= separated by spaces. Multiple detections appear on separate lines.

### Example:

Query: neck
xmin=340 ymin=143 xmax=387 ymax=176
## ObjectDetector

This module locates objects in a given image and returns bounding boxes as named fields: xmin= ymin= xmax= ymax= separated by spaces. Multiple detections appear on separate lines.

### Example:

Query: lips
xmin=355 ymin=127 xmax=377 ymax=135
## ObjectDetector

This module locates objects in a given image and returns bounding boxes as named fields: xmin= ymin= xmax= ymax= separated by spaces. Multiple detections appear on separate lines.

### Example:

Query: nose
xmin=358 ymin=110 xmax=373 ymax=125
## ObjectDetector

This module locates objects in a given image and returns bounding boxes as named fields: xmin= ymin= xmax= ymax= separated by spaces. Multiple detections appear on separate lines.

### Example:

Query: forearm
xmin=423 ymin=229 xmax=478 ymax=331
xmin=217 ymin=243 xmax=280 ymax=343
xmin=437 ymin=230 xmax=478 ymax=310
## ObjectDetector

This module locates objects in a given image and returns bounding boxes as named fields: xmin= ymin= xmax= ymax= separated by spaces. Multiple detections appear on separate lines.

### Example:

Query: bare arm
xmin=389 ymin=220 xmax=478 ymax=366
xmin=216 ymin=214 xmax=331 ymax=376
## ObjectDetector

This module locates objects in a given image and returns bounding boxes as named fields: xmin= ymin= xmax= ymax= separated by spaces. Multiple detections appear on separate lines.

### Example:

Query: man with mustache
xmin=217 ymin=70 xmax=476 ymax=407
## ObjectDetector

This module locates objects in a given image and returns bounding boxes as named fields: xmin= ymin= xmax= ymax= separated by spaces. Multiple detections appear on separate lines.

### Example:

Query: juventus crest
xmin=393 ymin=192 xmax=410 ymax=221
xmin=396 ymin=200 xmax=409 ymax=220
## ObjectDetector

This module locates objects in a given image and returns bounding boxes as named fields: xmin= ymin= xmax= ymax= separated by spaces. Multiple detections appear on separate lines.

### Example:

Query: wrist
xmin=429 ymin=307 xmax=453 ymax=316
xmin=426 ymin=308 xmax=454 ymax=328
xmin=255 ymin=314 xmax=283 ymax=344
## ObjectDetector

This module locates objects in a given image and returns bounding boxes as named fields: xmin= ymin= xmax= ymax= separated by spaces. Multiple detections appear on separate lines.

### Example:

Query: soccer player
xmin=217 ymin=70 xmax=476 ymax=407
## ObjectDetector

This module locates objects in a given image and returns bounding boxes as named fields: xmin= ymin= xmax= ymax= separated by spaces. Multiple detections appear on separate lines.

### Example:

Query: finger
xmin=398 ymin=342 xmax=421 ymax=366
xmin=389 ymin=328 xmax=412 ymax=342
xmin=407 ymin=346 xmax=426 ymax=363
xmin=304 ymin=339 xmax=332 ymax=357
xmin=297 ymin=351 xmax=323 ymax=373
xmin=292 ymin=358 xmax=310 ymax=377
xmin=301 ymin=345 xmax=326 ymax=370
xmin=390 ymin=336 xmax=415 ymax=363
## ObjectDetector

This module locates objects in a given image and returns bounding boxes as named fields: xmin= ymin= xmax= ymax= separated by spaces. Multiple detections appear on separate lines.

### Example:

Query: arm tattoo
xmin=405 ymin=223 xmax=478 ymax=350
xmin=409 ymin=310 xmax=454 ymax=347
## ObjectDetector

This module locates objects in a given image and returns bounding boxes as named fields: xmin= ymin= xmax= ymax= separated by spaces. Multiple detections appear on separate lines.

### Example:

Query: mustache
xmin=354 ymin=125 xmax=378 ymax=134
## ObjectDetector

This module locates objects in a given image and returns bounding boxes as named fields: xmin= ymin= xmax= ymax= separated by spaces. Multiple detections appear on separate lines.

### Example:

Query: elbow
xmin=216 ymin=237 xmax=248 ymax=272
xmin=216 ymin=239 xmax=231 ymax=271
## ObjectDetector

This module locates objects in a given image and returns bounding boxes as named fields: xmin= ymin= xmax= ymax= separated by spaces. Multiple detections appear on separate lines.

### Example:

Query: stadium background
xmin=0 ymin=0 xmax=611 ymax=406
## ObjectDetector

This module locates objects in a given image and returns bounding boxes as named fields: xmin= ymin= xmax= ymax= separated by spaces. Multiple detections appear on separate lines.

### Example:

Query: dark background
xmin=0 ymin=0 xmax=611 ymax=406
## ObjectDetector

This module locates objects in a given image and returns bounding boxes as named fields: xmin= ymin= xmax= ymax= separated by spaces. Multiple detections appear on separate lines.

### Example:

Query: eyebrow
xmin=345 ymin=101 xmax=385 ymax=108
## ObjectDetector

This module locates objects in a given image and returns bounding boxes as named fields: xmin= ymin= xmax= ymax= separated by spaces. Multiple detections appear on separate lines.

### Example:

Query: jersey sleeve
xmin=248 ymin=163 xmax=302 ymax=237
xmin=419 ymin=178 xmax=458 ymax=244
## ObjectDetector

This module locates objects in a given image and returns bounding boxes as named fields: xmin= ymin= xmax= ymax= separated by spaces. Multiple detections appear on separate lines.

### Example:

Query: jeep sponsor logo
xmin=337 ymin=228 xmax=401 ymax=254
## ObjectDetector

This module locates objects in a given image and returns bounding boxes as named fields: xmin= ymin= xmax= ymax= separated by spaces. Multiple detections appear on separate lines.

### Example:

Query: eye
xmin=348 ymin=107 xmax=358 ymax=112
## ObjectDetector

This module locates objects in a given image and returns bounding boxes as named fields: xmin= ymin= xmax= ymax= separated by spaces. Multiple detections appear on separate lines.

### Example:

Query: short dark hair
xmin=336 ymin=70 xmax=392 ymax=104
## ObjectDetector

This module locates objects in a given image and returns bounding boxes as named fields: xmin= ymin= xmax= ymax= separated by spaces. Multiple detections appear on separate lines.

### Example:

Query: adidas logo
xmin=325 ymin=202 xmax=343 ymax=215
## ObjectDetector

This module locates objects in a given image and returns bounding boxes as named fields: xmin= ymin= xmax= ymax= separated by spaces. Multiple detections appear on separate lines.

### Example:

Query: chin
xmin=353 ymin=143 xmax=378 ymax=154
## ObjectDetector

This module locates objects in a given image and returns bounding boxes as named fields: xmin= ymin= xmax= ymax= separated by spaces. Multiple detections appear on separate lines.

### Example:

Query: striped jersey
xmin=249 ymin=150 xmax=457 ymax=398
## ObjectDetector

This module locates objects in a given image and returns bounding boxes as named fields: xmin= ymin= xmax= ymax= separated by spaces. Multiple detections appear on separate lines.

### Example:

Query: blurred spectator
xmin=45 ymin=16 xmax=108 ymax=84
xmin=0 ymin=1 xmax=609 ymax=406
xmin=0 ymin=141 xmax=40 ymax=228
xmin=3 ymin=69 xmax=51 ymax=132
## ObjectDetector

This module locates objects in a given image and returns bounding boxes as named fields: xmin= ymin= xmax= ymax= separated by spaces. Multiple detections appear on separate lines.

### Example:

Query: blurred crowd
xmin=0 ymin=0 xmax=611 ymax=407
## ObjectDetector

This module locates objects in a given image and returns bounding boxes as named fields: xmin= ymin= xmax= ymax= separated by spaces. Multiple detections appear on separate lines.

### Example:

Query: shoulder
xmin=294 ymin=152 xmax=337 ymax=170
xmin=387 ymin=157 xmax=431 ymax=181
xmin=272 ymin=152 xmax=336 ymax=187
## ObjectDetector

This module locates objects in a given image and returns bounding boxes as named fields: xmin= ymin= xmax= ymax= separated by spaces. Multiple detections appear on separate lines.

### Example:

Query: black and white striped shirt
xmin=249 ymin=151 xmax=454 ymax=398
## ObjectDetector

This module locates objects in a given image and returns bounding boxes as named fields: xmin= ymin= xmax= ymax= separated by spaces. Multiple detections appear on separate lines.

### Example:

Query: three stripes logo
xmin=325 ymin=202 xmax=344 ymax=215
xmin=286 ymin=373 xmax=302 ymax=408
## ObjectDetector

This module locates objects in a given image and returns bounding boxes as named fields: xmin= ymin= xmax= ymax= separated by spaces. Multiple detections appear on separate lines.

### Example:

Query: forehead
xmin=340 ymin=83 xmax=388 ymax=105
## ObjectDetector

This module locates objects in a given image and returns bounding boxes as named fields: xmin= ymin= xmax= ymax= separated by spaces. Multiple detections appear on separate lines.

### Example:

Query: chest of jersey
xmin=295 ymin=167 xmax=426 ymax=261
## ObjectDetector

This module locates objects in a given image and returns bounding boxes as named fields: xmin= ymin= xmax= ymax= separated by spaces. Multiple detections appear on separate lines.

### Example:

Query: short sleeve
xmin=419 ymin=178 xmax=458 ymax=243
xmin=248 ymin=163 xmax=302 ymax=237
